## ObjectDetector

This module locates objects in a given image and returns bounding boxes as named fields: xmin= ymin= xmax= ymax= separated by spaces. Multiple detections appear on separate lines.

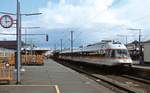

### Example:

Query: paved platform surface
xmin=132 ymin=61 xmax=150 ymax=70
xmin=133 ymin=65 xmax=150 ymax=70
xmin=0 ymin=59 xmax=115 ymax=93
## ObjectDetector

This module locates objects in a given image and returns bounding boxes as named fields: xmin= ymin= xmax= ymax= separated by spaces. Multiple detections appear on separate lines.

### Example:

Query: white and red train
xmin=55 ymin=40 xmax=133 ymax=67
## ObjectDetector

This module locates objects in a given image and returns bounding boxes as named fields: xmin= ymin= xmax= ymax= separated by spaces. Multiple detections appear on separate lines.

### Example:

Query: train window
xmin=105 ymin=50 xmax=111 ymax=57
xmin=100 ymin=49 xmax=105 ymax=56
xmin=106 ymin=49 xmax=130 ymax=58
xmin=115 ymin=49 xmax=129 ymax=58
xmin=111 ymin=50 xmax=115 ymax=58
xmin=100 ymin=49 xmax=104 ymax=54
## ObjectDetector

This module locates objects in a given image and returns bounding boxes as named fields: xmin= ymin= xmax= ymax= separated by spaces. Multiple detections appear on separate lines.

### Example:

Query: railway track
xmin=54 ymin=59 xmax=150 ymax=93
xmin=121 ymin=75 xmax=150 ymax=85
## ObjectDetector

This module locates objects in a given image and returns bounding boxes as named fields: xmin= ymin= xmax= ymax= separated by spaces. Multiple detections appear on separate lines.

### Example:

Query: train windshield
xmin=111 ymin=49 xmax=130 ymax=58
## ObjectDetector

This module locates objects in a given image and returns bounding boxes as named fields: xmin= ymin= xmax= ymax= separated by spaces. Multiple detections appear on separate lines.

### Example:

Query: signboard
xmin=0 ymin=15 xmax=13 ymax=28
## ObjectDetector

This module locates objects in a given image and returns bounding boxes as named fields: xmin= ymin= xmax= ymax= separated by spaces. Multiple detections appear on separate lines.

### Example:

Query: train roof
xmin=60 ymin=48 xmax=82 ymax=53
xmin=59 ymin=40 xmax=127 ymax=54
xmin=107 ymin=43 xmax=126 ymax=49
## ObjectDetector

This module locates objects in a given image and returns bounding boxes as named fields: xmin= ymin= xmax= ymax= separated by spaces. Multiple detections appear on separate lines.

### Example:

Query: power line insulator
xmin=46 ymin=34 xmax=48 ymax=41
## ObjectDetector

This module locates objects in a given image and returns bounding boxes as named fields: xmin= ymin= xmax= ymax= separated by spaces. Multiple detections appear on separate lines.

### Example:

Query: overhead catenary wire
xmin=80 ymin=1 xmax=150 ymax=43
xmin=0 ymin=33 xmax=46 ymax=35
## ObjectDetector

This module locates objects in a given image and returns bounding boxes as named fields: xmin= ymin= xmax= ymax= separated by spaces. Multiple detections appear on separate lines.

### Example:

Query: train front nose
xmin=120 ymin=59 xmax=132 ymax=63
xmin=117 ymin=58 xmax=133 ymax=66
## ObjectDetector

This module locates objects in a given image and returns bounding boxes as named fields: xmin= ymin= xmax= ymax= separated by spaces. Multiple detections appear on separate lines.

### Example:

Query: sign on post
xmin=0 ymin=15 xmax=13 ymax=28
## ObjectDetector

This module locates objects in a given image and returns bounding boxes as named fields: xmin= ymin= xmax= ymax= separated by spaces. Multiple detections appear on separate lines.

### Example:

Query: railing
xmin=8 ymin=54 xmax=44 ymax=65
xmin=22 ymin=54 xmax=44 ymax=65
xmin=0 ymin=63 xmax=13 ymax=83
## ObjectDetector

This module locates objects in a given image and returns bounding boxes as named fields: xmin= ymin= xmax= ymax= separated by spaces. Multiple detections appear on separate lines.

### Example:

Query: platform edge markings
xmin=0 ymin=84 xmax=61 ymax=93
xmin=54 ymin=85 xmax=61 ymax=93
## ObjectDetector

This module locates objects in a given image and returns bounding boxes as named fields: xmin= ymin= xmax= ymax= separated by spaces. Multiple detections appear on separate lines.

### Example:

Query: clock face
xmin=0 ymin=15 xmax=13 ymax=28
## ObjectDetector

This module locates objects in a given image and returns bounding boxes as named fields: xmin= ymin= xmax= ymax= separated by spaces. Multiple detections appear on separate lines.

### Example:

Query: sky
xmin=0 ymin=0 xmax=150 ymax=49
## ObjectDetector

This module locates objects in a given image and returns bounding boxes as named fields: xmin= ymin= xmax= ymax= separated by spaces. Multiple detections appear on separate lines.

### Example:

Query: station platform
xmin=0 ymin=59 xmax=115 ymax=93
xmin=132 ymin=61 xmax=150 ymax=70
xmin=133 ymin=65 xmax=150 ymax=70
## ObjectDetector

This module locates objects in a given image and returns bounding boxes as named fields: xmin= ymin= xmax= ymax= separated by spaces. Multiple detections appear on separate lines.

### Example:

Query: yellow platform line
xmin=55 ymin=85 xmax=61 ymax=93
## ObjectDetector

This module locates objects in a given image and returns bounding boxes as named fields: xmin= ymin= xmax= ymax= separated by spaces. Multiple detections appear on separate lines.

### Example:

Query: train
xmin=54 ymin=40 xmax=133 ymax=67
